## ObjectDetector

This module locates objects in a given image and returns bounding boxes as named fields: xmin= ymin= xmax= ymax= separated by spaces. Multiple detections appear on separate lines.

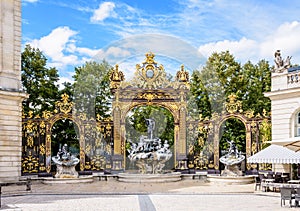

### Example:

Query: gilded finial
xmin=109 ymin=64 xmax=124 ymax=90
xmin=145 ymin=52 xmax=155 ymax=64
xmin=176 ymin=64 xmax=189 ymax=82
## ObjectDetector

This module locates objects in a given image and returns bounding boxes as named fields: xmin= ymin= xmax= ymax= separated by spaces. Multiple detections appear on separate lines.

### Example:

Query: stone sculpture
xmin=273 ymin=50 xmax=292 ymax=72
xmin=52 ymin=144 xmax=79 ymax=178
xmin=127 ymin=119 xmax=172 ymax=174
xmin=219 ymin=140 xmax=245 ymax=176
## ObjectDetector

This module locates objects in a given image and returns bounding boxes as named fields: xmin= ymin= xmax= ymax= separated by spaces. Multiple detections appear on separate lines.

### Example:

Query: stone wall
xmin=0 ymin=0 xmax=28 ymax=182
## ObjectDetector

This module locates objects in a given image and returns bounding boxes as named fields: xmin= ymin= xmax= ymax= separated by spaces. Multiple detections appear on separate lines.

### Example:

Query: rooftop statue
xmin=273 ymin=50 xmax=292 ymax=73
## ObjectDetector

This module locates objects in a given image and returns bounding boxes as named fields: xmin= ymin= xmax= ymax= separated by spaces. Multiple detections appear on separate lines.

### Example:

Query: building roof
xmin=247 ymin=144 xmax=300 ymax=164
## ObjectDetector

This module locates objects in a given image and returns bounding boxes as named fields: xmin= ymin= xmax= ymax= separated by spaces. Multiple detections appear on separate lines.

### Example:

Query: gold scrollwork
xmin=193 ymin=152 xmax=208 ymax=169
xmin=90 ymin=155 xmax=106 ymax=170
xmin=55 ymin=93 xmax=73 ymax=114
xmin=40 ymin=120 xmax=46 ymax=132
xmin=244 ymin=110 xmax=254 ymax=118
xmin=224 ymin=93 xmax=243 ymax=114
xmin=27 ymin=136 xmax=34 ymax=147
xmin=40 ymin=143 xmax=46 ymax=155
xmin=22 ymin=151 xmax=39 ymax=173
xmin=42 ymin=110 xmax=52 ymax=120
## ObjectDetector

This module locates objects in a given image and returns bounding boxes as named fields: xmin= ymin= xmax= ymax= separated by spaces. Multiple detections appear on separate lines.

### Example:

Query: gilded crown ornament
xmin=224 ymin=93 xmax=242 ymax=114
xmin=109 ymin=64 xmax=124 ymax=90
xmin=176 ymin=65 xmax=189 ymax=82
xmin=130 ymin=52 xmax=170 ymax=89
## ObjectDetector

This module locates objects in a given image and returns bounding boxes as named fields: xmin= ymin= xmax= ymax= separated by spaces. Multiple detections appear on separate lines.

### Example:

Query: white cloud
xmin=260 ymin=21 xmax=300 ymax=60
xmin=57 ymin=76 xmax=74 ymax=90
xmin=90 ymin=2 xmax=116 ymax=23
xmin=198 ymin=38 xmax=257 ymax=63
xmin=198 ymin=21 xmax=300 ymax=65
xmin=93 ymin=47 xmax=131 ymax=64
xmin=67 ymin=43 xmax=99 ymax=57
xmin=105 ymin=46 xmax=131 ymax=58
xmin=29 ymin=26 xmax=79 ymax=66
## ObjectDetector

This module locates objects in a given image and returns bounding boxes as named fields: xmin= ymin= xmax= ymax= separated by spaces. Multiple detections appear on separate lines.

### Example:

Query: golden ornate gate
xmin=22 ymin=53 xmax=271 ymax=175
xmin=109 ymin=52 xmax=190 ymax=171
xmin=187 ymin=94 xmax=271 ymax=172
xmin=22 ymin=94 xmax=113 ymax=175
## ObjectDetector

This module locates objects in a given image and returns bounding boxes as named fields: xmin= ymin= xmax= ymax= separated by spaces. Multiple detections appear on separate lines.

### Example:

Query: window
xmin=296 ymin=112 xmax=300 ymax=136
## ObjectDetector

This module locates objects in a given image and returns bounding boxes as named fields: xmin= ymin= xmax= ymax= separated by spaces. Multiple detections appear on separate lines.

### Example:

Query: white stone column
xmin=0 ymin=0 xmax=28 ymax=182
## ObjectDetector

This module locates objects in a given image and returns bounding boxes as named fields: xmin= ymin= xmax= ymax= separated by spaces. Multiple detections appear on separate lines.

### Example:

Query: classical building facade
xmin=265 ymin=50 xmax=300 ymax=141
xmin=265 ymin=50 xmax=300 ymax=172
xmin=0 ymin=0 xmax=27 ymax=181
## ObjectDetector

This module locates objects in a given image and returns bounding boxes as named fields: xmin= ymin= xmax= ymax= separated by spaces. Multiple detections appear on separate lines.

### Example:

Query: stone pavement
xmin=0 ymin=179 xmax=295 ymax=210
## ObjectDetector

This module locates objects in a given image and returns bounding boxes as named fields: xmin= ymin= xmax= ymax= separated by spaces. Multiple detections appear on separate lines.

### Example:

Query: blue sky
xmin=22 ymin=0 xmax=300 ymax=84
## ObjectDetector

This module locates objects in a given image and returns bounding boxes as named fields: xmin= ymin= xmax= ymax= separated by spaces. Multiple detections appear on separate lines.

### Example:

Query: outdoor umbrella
xmin=271 ymin=137 xmax=300 ymax=152
xmin=247 ymin=144 xmax=300 ymax=164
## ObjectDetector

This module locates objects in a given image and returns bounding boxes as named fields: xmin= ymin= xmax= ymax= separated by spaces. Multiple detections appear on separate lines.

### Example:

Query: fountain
xmin=207 ymin=140 xmax=254 ymax=185
xmin=118 ymin=118 xmax=181 ymax=182
xmin=43 ymin=144 xmax=93 ymax=184
xmin=219 ymin=140 xmax=245 ymax=176
xmin=52 ymin=144 xmax=80 ymax=178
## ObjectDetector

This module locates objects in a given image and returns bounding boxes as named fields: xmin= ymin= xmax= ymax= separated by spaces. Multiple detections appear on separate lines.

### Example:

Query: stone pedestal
xmin=55 ymin=164 xmax=79 ymax=178
xmin=221 ymin=164 xmax=243 ymax=176
xmin=111 ymin=154 xmax=124 ymax=173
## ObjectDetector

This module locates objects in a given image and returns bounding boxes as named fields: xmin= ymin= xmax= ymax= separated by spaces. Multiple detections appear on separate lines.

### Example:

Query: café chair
xmin=280 ymin=187 xmax=295 ymax=207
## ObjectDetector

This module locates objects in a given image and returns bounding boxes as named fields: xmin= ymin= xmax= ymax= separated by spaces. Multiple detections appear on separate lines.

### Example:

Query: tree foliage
xmin=73 ymin=61 xmax=112 ymax=119
xmin=21 ymin=44 xmax=60 ymax=115
xmin=190 ymin=51 xmax=271 ymax=152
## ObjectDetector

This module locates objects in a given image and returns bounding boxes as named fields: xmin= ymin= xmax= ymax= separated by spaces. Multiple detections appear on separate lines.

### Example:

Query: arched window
xmin=296 ymin=112 xmax=300 ymax=136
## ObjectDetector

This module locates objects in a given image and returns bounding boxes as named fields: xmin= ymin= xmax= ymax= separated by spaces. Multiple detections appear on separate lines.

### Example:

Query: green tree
xmin=51 ymin=119 xmax=80 ymax=156
xmin=189 ymin=70 xmax=212 ymax=118
xmin=219 ymin=118 xmax=246 ymax=154
xmin=73 ymin=61 xmax=112 ymax=119
xmin=59 ymin=82 xmax=74 ymax=100
xmin=21 ymin=44 xmax=60 ymax=115
xmin=193 ymin=51 xmax=242 ymax=115
xmin=242 ymin=60 xmax=271 ymax=114
xmin=190 ymin=51 xmax=271 ymax=153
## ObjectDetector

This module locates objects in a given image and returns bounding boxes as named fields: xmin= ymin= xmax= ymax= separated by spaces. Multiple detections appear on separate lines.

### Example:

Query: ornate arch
xmin=188 ymin=94 xmax=271 ymax=171
xmin=109 ymin=52 xmax=190 ymax=171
